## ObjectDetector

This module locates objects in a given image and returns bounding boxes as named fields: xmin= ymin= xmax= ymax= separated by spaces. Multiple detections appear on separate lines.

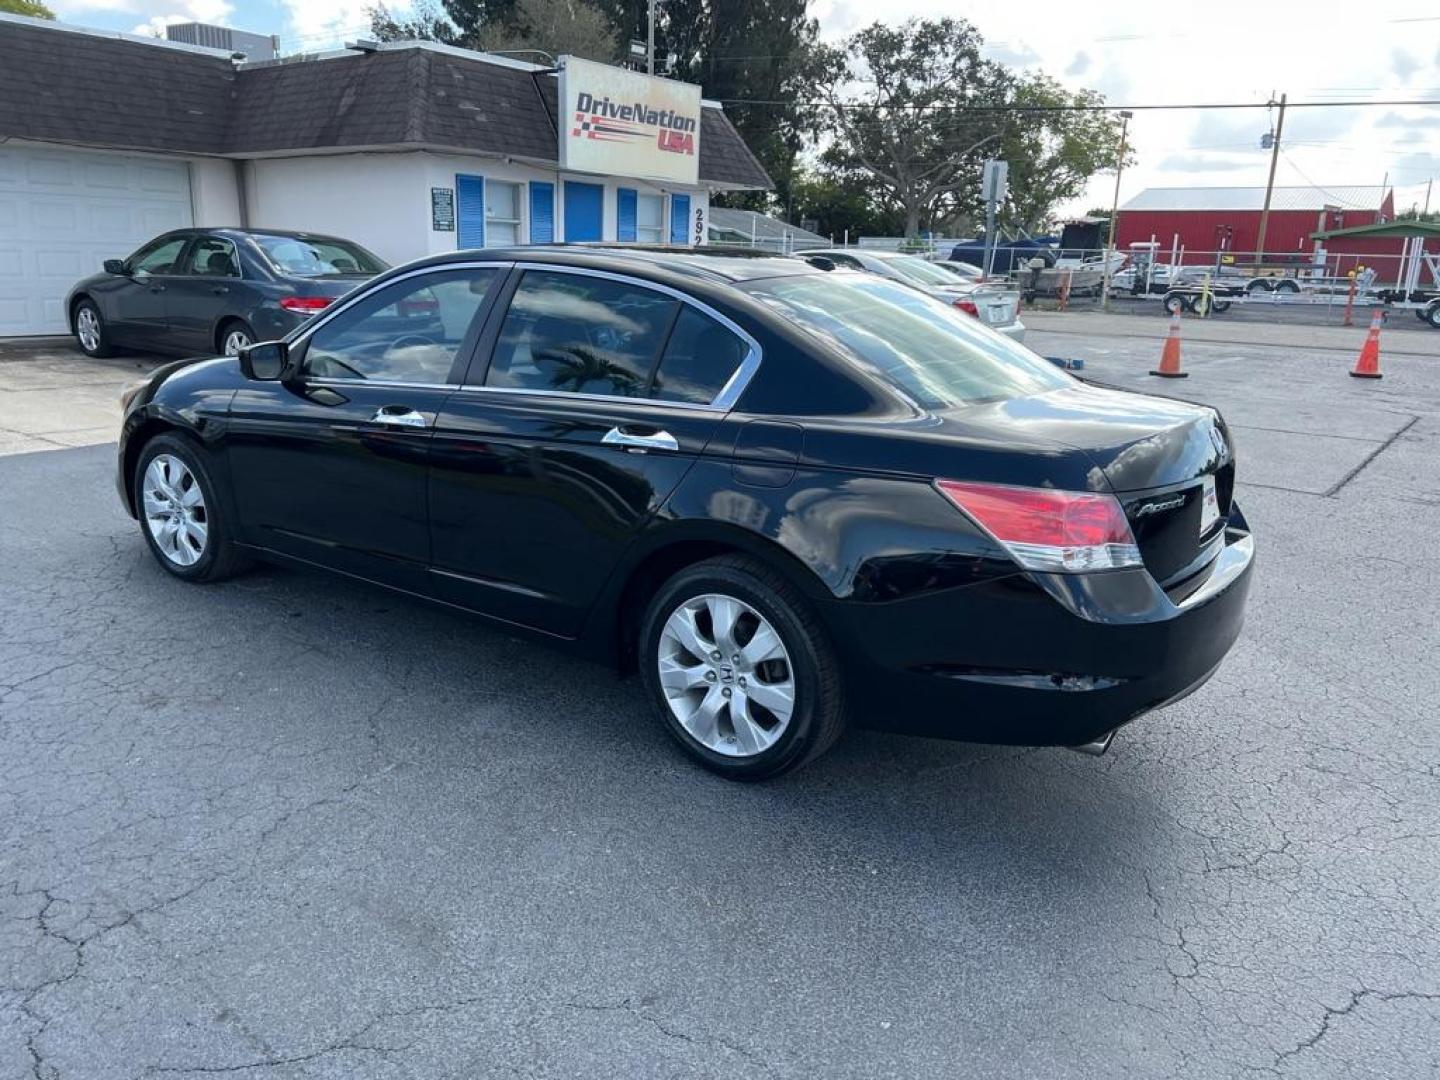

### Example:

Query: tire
xmin=1273 ymin=279 xmax=1300 ymax=294
xmin=1212 ymin=299 xmax=1231 ymax=313
xmin=1246 ymin=278 xmax=1272 ymax=294
xmin=1426 ymin=301 xmax=1440 ymax=329
xmin=134 ymin=433 xmax=250 ymax=583
xmin=638 ymin=554 xmax=847 ymax=780
xmin=1191 ymin=293 xmax=1213 ymax=317
xmin=1163 ymin=292 xmax=1187 ymax=316
xmin=73 ymin=299 xmax=115 ymax=358
xmin=218 ymin=319 xmax=257 ymax=357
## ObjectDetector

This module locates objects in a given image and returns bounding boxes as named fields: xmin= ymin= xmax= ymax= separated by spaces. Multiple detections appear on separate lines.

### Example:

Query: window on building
xmin=651 ymin=307 xmax=749 ymax=404
xmin=637 ymin=194 xmax=665 ymax=244
xmin=486 ymin=181 xmax=522 ymax=246
xmin=485 ymin=270 xmax=678 ymax=398
xmin=301 ymin=268 xmax=501 ymax=384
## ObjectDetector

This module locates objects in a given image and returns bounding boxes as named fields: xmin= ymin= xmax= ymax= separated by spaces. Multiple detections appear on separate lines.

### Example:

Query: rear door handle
xmin=370 ymin=406 xmax=429 ymax=429
xmin=602 ymin=426 xmax=678 ymax=453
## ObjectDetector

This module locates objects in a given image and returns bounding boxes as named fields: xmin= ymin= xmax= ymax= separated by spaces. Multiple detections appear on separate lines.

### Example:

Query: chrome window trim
xmin=286 ymin=259 xmax=763 ymax=413
xmin=470 ymin=262 xmax=762 ymax=413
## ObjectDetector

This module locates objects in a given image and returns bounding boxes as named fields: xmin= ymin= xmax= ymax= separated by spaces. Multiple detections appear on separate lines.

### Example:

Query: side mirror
xmin=104 ymin=259 xmax=127 ymax=275
xmin=238 ymin=340 xmax=290 ymax=381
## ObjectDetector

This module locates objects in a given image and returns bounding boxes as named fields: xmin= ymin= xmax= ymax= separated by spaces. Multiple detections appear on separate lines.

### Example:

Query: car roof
xmin=210 ymin=228 xmax=364 ymax=245
xmin=400 ymin=244 xmax=820 ymax=286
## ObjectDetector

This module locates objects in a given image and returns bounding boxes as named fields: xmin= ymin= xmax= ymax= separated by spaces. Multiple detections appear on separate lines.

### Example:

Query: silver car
xmin=800 ymin=249 xmax=1025 ymax=342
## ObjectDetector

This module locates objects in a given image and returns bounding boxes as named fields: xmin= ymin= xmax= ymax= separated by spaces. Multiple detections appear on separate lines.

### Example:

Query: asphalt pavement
xmin=2 ymin=321 xmax=1438 ymax=1079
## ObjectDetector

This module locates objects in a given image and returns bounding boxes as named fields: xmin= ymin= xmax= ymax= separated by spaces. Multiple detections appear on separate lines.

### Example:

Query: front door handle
xmin=211 ymin=286 xmax=229 ymax=295
xmin=370 ymin=406 xmax=429 ymax=429
xmin=602 ymin=425 xmax=678 ymax=453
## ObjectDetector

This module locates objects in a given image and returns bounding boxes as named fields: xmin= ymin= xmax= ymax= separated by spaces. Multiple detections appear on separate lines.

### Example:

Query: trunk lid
xmin=800 ymin=382 xmax=1234 ymax=588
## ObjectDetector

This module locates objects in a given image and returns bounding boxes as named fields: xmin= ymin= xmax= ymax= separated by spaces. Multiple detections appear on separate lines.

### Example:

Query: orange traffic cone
xmin=1350 ymin=309 xmax=1383 ymax=379
xmin=1151 ymin=313 xmax=1188 ymax=378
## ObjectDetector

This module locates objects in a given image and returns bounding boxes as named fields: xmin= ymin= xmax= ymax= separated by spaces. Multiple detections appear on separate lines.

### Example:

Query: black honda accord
xmin=116 ymin=246 xmax=1253 ymax=778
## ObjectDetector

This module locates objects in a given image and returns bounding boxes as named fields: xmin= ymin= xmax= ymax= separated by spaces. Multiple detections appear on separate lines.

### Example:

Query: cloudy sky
xmin=43 ymin=0 xmax=1440 ymax=215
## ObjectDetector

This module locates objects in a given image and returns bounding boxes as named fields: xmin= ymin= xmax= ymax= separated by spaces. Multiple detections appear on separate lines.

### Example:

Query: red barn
xmin=1115 ymin=186 xmax=1394 ymax=266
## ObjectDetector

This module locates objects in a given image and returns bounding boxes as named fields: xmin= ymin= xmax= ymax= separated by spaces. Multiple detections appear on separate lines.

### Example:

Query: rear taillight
xmin=935 ymin=480 xmax=1142 ymax=573
xmin=953 ymin=298 xmax=980 ymax=317
xmin=279 ymin=296 xmax=333 ymax=314
xmin=398 ymin=297 xmax=440 ymax=316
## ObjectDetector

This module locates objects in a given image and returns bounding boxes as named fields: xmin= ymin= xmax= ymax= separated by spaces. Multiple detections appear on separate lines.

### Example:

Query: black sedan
xmin=67 ymin=228 xmax=386 ymax=360
xmin=116 ymin=246 xmax=1254 ymax=779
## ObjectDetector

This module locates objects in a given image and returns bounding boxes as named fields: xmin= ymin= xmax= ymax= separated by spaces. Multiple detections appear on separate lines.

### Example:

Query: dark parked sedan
xmin=116 ymin=246 xmax=1253 ymax=779
xmin=67 ymin=228 xmax=386 ymax=359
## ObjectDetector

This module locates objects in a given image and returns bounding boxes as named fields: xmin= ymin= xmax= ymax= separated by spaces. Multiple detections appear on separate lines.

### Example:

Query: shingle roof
xmin=1121 ymin=186 xmax=1389 ymax=212
xmin=0 ymin=16 xmax=772 ymax=190
xmin=0 ymin=17 xmax=236 ymax=154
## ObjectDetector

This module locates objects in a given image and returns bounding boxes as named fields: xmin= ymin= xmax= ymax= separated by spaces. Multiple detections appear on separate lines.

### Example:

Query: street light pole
xmin=1255 ymin=93 xmax=1287 ymax=267
xmin=1100 ymin=109 xmax=1133 ymax=312
xmin=647 ymin=0 xmax=655 ymax=75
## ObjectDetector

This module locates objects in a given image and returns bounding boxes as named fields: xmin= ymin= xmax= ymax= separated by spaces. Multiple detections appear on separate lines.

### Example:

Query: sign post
xmin=981 ymin=159 xmax=1008 ymax=278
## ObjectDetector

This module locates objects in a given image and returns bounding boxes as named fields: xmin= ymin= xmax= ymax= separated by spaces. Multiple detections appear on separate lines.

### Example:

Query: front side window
xmin=186 ymin=236 xmax=240 ymax=278
xmin=252 ymin=235 xmax=385 ymax=278
xmin=652 ymin=307 xmax=748 ymax=404
xmin=637 ymin=194 xmax=665 ymax=243
xmin=486 ymin=182 xmax=522 ymax=246
xmin=302 ymin=268 xmax=500 ymax=384
xmin=745 ymin=273 xmax=1069 ymax=408
xmin=130 ymin=236 xmax=189 ymax=276
xmin=485 ymin=271 xmax=678 ymax=398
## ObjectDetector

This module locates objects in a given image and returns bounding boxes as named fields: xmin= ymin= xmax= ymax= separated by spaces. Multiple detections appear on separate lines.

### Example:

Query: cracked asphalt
xmin=2 ymin=319 xmax=1439 ymax=1079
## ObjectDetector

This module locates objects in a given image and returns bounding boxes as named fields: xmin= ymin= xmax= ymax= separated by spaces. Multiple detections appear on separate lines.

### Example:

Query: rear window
xmin=882 ymin=255 xmax=966 ymax=288
xmin=652 ymin=307 xmax=748 ymax=404
xmin=744 ymin=273 xmax=1070 ymax=408
xmin=252 ymin=235 xmax=386 ymax=278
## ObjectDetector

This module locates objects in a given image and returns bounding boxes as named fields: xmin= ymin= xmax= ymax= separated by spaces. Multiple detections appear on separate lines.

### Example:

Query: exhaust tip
xmin=1069 ymin=730 xmax=1116 ymax=756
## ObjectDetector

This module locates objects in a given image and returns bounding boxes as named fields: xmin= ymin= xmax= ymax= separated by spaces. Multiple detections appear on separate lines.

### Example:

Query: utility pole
xmin=1255 ymin=93 xmax=1287 ymax=267
xmin=647 ymin=0 xmax=655 ymax=75
xmin=1100 ymin=109 xmax=1133 ymax=312
xmin=1423 ymin=178 xmax=1432 ymax=217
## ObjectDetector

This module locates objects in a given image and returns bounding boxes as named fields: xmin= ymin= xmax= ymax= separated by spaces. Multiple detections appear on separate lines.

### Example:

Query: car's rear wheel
xmin=74 ymin=300 xmax=115 ymax=358
xmin=218 ymin=319 xmax=256 ymax=357
xmin=135 ymin=434 xmax=248 ymax=582
xmin=639 ymin=555 xmax=846 ymax=780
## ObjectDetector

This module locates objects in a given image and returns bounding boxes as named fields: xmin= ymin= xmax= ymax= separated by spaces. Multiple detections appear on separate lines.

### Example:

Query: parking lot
xmin=2 ymin=314 xmax=1438 ymax=1079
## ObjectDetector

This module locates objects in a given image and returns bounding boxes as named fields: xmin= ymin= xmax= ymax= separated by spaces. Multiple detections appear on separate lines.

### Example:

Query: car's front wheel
xmin=134 ymin=434 xmax=249 ymax=582
xmin=74 ymin=300 xmax=115 ymax=358
xmin=639 ymin=555 xmax=846 ymax=780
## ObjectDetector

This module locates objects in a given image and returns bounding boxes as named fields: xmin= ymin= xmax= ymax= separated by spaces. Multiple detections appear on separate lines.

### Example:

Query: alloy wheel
xmin=76 ymin=308 xmax=101 ymax=352
xmin=142 ymin=454 xmax=208 ymax=567
xmin=222 ymin=329 xmax=252 ymax=356
xmin=657 ymin=592 xmax=796 ymax=757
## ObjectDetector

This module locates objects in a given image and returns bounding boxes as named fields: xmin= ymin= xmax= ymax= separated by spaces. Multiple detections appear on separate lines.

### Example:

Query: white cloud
xmin=274 ymin=0 xmax=385 ymax=48
xmin=51 ymin=0 xmax=232 ymax=21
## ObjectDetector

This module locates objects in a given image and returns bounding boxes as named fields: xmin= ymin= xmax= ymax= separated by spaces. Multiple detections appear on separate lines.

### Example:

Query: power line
xmin=717 ymin=97 xmax=1440 ymax=112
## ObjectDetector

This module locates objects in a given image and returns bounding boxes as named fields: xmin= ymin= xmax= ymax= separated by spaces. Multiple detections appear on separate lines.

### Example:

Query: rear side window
xmin=485 ymin=271 xmax=678 ymax=398
xmin=652 ymin=307 xmax=748 ymax=404
xmin=744 ymin=273 xmax=1069 ymax=407
xmin=302 ymin=268 xmax=500 ymax=384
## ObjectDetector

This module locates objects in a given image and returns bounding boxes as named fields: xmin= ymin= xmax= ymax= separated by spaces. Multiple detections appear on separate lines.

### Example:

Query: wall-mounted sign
xmin=558 ymin=55 xmax=701 ymax=186
xmin=431 ymin=187 xmax=455 ymax=232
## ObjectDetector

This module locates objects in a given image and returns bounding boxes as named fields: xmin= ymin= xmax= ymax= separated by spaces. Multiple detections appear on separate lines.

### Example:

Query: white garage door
xmin=0 ymin=146 xmax=193 ymax=337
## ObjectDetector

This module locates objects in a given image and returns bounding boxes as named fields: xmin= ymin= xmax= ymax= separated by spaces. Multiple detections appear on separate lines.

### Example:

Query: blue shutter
xmin=456 ymin=174 xmax=485 ymax=249
xmin=563 ymin=181 xmax=604 ymax=242
xmin=669 ymin=193 xmax=691 ymax=244
xmin=529 ymin=182 xmax=555 ymax=244
xmin=617 ymin=188 xmax=638 ymax=242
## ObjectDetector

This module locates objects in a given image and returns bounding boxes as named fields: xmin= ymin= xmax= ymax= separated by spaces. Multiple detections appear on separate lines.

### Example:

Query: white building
xmin=0 ymin=14 xmax=772 ymax=337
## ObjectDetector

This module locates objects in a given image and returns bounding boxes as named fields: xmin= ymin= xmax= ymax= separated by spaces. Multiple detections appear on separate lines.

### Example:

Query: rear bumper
xmin=826 ymin=519 xmax=1254 ymax=747
xmin=996 ymin=319 xmax=1026 ymax=343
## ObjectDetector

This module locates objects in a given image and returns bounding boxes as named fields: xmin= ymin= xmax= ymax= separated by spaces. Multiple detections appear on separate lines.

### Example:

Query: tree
xmin=812 ymin=19 xmax=1010 ymax=238
xmin=813 ymin=17 xmax=1126 ymax=238
xmin=660 ymin=0 xmax=823 ymax=215
xmin=0 ymin=0 xmax=55 ymax=16
xmin=789 ymin=171 xmax=902 ymax=240
xmin=369 ymin=0 xmax=621 ymax=61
